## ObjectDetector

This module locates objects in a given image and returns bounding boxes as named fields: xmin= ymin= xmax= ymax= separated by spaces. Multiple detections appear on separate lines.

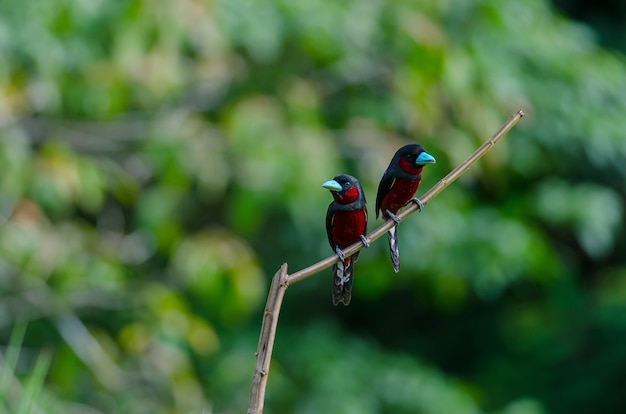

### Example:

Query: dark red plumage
xmin=323 ymin=174 xmax=368 ymax=306
xmin=376 ymin=177 xmax=422 ymax=219
xmin=328 ymin=209 xmax=367 ymax=252
xmin=375 ymin=144 xmax=436 ymax=272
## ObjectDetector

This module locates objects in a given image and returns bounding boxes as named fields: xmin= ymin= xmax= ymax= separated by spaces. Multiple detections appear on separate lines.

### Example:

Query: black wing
xmin=375 ymin=169 xmax=395 ymax=219
xmin=362 ymin=208 xmax=368 ymax=237
xmin=325 ymin=202 xmax=335 ymax=249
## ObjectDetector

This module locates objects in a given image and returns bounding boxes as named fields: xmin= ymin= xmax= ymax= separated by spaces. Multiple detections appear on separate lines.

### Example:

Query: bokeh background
xmin=1 ymin=0 xmax=626 ymax=413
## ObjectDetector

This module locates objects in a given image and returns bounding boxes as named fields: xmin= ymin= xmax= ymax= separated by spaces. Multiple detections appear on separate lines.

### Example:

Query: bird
xmin=375 ymin=144 xmax=436 ymax=273
xmin=322 ymin=174 xmax=369 ymax=306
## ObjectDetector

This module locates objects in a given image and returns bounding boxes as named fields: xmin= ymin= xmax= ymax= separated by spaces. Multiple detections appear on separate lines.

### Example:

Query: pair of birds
xmin=322 ymin=144 xmax=436 ymax=306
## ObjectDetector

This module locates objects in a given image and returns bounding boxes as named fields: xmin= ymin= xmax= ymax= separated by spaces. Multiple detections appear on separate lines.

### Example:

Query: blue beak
xmin=416 ymin=152 xmax=436 ymax=165
xmin=322 ymin=180 xmax=342 ymax=192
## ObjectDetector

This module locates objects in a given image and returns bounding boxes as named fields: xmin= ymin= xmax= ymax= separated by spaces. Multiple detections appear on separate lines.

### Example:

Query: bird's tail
xmin=332 ymin=257 xmax=354 ymax=306
xmin=387 ymin=226 xmax=400 ymax=273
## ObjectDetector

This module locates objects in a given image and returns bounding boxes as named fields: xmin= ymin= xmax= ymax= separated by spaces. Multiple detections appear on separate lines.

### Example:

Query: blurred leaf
xmin=173 ymin=229 xmax=265 ymax=323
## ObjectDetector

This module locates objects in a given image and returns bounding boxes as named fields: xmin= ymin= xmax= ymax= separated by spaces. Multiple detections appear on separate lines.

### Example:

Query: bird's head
xmin=395 ymin=144 xmax=436 ymax=174
xmin=322 ymin=174 xmax=364 ymax=204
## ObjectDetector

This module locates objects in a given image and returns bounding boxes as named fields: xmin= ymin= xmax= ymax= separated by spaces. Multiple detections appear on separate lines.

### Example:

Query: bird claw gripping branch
xmin=385 ymin=209 xmax=401 ymax=225
xmin=335 ymin=246 xmax=346 ymax=262
xmin=359 ymin=235 xmax=370 ymax=248
xmin=412 ymin=197 xmax=424 ymax=211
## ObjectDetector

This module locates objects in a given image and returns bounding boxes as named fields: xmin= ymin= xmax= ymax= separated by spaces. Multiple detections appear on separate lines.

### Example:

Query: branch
xmin=248 ymin=264 xmax=289 ymax=414
xmin=288 ymin=109 xmax=526 ymax=284
xmin=248 ymin=109 xmax=526 ymax=413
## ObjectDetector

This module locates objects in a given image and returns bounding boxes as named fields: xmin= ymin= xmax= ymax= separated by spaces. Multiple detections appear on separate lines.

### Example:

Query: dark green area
xmin=1 ymin=0 xmax=626 ymax=413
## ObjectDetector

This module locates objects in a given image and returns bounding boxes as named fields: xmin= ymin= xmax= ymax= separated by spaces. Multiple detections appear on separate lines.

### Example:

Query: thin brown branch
xmin=288 ymin=109 xmax=525 ymax=285
xmin=248 ymin=109 xmax=526 ymax=413
xmin=248 ymin=263 xmax=289 ymax=414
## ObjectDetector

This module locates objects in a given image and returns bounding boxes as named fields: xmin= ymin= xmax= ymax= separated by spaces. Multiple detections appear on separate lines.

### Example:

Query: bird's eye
xmin=344 ymin=182 xmax=351 ymax=188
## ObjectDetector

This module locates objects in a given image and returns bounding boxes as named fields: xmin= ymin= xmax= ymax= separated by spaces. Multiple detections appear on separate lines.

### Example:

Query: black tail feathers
xmin=332 ymin=258 xmax=354 ymax=306
xmin=387 ymin=226 xmax=400 ymax=273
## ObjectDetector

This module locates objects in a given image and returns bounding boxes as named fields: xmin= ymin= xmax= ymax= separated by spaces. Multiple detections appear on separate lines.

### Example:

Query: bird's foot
xmin=412 ymin=197 xmax=424 ymax=212
xmin=335 ymin=246 xmax=346 ymax=262
xmin=385 ymin=209 xmax=400 ymax=225
xmin=360 ymin=235 xmax=370 ymax=248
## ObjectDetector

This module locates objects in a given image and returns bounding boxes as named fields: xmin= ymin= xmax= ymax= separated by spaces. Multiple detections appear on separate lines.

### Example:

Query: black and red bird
xmin=375 ymin=144 xmax=436 ymax=273
xmin=323 ymin=174 xmax=369 ymax=306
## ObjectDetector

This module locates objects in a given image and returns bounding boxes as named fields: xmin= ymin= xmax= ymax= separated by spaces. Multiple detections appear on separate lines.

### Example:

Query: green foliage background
xmin=1 ymin=0 xmax=625 ymax=413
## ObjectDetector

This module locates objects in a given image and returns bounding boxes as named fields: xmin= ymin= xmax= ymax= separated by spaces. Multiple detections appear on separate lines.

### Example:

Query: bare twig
xmin=248 ymin=264 xmax=289 ymax=414
xmin=248 ymin=110 xmax=526 ymax=413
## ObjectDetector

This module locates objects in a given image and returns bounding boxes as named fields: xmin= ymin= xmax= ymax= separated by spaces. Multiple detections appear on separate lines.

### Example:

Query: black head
xmin=394 ymin=144 xmax=436 ymax=166
xmin=322 ymin=174 xmax=366 ymax=206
